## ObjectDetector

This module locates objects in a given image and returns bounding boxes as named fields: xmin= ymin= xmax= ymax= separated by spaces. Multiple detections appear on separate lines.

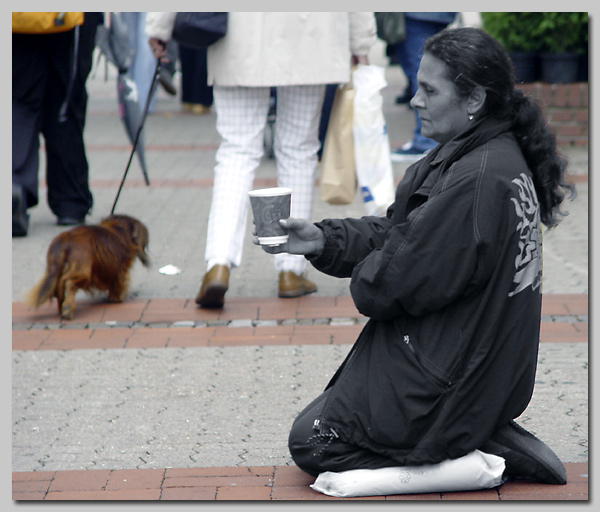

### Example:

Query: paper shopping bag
xmin=320 ymin=82 xmax=357 ymax=205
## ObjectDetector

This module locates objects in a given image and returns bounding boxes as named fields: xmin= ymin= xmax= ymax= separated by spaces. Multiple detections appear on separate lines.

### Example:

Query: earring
xmin=468 ymin=114 xmax=474 ymax=121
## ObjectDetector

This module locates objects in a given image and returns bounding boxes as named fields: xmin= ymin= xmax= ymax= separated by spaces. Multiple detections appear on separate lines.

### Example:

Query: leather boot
xmin=278 ymin=271 xmax=317 ymax=298
xmin=195 ymin=265 xmax=229 ymax=308
xmin=481 ymin=420 xmax=567 ymax=484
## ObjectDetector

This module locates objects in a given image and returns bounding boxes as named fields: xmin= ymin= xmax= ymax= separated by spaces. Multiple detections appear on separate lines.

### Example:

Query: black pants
xmin=12 ymin=13 xmax=101 ymax=218
xmin=178 ymin=45 xmax=213 ymax=107
xmin=288 ymin=388 xmax=402 ymax=477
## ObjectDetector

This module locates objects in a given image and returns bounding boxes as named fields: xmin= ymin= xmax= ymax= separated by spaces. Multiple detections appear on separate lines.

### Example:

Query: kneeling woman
xmin=259 ymin=27 xmax=573 ymax=484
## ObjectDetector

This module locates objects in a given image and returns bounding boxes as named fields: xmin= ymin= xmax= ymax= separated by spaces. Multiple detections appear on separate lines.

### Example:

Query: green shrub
xmin=480 ymin=12 xmax=544 ymax=52
xmin=536 ymin=12 xmax=588 ymax=54
xmin=481 ymin=12 xmax=588 ymax=54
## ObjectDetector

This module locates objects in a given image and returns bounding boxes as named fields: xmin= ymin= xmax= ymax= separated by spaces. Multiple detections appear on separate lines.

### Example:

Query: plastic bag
xmin=320 ymin=82 xmax=356 ymax=205
xmin=352 ymin=65 xmax=396 ymax=216
xmin=310 ymin=450 xmax=506 ymax=498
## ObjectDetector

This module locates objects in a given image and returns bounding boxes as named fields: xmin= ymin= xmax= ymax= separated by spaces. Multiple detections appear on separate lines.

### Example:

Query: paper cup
xmin=248 ymin=187 xmax=291 ymax=246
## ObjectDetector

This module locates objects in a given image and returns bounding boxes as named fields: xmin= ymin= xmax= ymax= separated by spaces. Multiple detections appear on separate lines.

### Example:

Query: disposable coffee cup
xmin=248 ymin=187 xmax=292 ymax=246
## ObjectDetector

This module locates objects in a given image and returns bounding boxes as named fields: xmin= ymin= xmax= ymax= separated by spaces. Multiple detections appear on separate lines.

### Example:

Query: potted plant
xmin=480 ymin=12 xmax=544 ymax=83
xmin=536 ymin=12 xmax=588 ymax=83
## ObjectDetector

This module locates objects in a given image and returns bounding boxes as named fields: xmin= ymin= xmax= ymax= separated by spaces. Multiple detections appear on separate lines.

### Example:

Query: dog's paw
xmin=61 ymin=304 xmax=74 ymax=320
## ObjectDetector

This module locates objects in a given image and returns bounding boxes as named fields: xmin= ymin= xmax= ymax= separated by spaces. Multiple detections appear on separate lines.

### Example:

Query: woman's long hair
xmin=424 ymin=27 xmax=575 ymax=228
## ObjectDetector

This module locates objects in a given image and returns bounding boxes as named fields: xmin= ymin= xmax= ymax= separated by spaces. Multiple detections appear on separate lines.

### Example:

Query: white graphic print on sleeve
xmin=508 ymin=173 xmax=542 ymax=297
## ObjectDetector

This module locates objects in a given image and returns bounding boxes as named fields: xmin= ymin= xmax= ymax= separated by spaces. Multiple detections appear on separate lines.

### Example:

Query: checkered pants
xmin=205 ymin=84 xmax=325 ymax=274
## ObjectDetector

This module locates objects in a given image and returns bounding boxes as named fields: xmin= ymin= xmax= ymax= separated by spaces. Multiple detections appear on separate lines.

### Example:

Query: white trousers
xmin=205 ymin=84 xmax=325 ymax=274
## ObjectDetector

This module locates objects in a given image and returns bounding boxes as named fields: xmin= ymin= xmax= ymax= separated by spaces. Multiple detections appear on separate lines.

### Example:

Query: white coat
xmin=146 ymin=12 xmax=377 ymax=86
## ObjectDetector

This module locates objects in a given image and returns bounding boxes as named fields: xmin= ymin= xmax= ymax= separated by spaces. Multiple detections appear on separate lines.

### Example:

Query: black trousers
xmin=288 ymin=388 xmax=402 ymax=477
xmin=178 ymin=44 xmax=213 ymax=107
xmin=12 ymin=13 xmax=101 ymax=218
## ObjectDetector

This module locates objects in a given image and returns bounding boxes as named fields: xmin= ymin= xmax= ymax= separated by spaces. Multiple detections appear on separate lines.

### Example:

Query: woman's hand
xmin=351 ymin=54 xmax=369 ymax=66
xmin=254 ymin=218 xmax=325 ymax=258
xmin=148 ymin=37 xmax=169 ymax=61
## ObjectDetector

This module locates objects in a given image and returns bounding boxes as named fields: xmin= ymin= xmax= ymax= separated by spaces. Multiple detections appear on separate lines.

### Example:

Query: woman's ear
xmin=468 ymin=86 xmax=486 ymax=115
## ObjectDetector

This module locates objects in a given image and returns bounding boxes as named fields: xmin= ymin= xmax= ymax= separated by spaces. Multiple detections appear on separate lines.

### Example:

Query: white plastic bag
xmin=352 ymin=65 xmax=396 ymax=216
xmin=310 ymin=450 xmax=506 ymax=498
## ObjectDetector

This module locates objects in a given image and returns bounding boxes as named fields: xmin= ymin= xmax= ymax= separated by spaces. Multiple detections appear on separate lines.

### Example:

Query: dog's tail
xmin=23 ymin=242 xmax=67 ymax=309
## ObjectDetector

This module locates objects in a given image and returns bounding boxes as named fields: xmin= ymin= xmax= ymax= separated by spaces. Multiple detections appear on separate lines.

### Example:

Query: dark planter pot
xmin=540 ymin=52 xmax=580 ymax=83
xmin=578 ymin=52 xmax=589 ymax=82
xmin=509 ymin=51 xmax=539 ymax=83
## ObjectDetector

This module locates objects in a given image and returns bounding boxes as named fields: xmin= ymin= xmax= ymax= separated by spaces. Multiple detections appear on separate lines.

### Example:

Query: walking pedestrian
xmin=390 ymin=12 xmax=456 ymax=162
xmin=12 ymin=12 xmax=103 ymax=236
xmin=179 ymin=44 xmax=213 ymax=114
xmin=147 ymin=12 xmax=377 ymax=307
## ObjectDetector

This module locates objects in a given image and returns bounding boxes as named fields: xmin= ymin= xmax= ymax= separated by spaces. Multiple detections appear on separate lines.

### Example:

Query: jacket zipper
xmin=403 ymin=334 xmax=454 ymax=388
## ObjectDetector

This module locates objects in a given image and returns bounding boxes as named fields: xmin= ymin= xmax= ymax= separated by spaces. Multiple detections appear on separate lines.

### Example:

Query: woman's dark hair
xmin=424 ymin=27 xmax=575 ymax=228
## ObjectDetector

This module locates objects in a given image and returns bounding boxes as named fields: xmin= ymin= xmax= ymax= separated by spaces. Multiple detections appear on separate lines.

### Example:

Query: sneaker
xmin=390 ymin=142 xmax=431 ymax=163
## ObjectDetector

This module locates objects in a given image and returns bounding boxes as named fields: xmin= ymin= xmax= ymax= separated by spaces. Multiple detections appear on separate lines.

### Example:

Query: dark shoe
xmin=278 ymin=271 xmax=317 ymax=298
xmin=481 ymin=421 xmax=567 ymax=485
xmin=12 ymin=183 xmax=29 ymax=237
xmin=57 ymin=216 xmax=85 ymax=226
xmin=195 ymin=265 xmax=229 ymax=308
xmin=395 ymin=85 xmax=412 ymax=105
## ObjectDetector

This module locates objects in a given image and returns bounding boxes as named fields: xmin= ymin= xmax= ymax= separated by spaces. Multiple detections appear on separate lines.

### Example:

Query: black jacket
xmin=309 ymin=119 xmax=543 ymax=465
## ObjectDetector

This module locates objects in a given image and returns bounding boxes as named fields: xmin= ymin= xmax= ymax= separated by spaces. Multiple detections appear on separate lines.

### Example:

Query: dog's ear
xmin=131 ymin=221 xmax=150 ymax=267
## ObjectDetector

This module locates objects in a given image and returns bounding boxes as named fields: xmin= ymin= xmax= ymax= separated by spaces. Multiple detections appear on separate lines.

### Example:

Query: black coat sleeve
xmin=308 ymin=214 xmax=395 ymax=278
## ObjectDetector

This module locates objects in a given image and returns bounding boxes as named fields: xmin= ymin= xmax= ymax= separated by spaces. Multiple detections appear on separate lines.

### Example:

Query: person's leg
xmin=178 ymin=43 xmax=194 ymax=106
xmin=205 ymin=86 xmax=271 ymax=270
xmin=317 ymin=84 xmax=338 ymax=159
xmin=272 ymin=84 xmax=324 ymax=276
xmin=394 ymin=18 xmax=446 ymax=155
xmin=178 ymin=45 xmax=212 ymax=110
xmin=12 ymin=32 xmax=46 ymax=217
xmin=194 ymin=47 xmax=213 ymax=108
xmin=289 ymin=389 xmax=401 ymax=477
xmin=43 ymin=17 xmax=98 ymax=221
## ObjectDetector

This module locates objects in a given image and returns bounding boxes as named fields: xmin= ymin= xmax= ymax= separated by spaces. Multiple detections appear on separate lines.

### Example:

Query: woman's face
xmin=410 ymin=53 xmax=472 ymax=144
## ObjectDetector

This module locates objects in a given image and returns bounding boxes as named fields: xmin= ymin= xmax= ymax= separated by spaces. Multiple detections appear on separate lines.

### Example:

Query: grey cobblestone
xmin=12 ymin=343 xmax=587 ymax=472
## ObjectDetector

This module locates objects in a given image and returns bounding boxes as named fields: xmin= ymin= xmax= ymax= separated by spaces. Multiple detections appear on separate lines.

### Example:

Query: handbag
xmin=12 ymin=12 xmax=84 ymax=34
xmin=320 ymin=81 xmax=357 ymax=205
xmin=172 ymin=12 xmax=228 ymax=49
xmin=374 ymin=12 xmax=406 ymax=45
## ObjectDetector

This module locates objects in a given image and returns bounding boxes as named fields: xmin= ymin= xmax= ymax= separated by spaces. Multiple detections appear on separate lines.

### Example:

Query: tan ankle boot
xmin=278 ymin=271 xmax=317 ymax=298
xmin=195 ymin=265 xmax=229 ymax=308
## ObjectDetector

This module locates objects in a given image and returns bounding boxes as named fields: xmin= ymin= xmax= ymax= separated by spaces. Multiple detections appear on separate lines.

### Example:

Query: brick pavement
xmin=11 ymin=463 xmax=591 ymax=501
xmin=12 ymin=294 xmax=588 ymax=500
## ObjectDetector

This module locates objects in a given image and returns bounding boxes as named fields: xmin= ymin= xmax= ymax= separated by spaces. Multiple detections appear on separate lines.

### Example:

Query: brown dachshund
xmin=24 ymin=214 xmax=150 ymax=320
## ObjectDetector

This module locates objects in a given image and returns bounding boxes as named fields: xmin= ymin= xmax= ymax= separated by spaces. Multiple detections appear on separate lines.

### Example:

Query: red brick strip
xmin=12 ymin=294 xmax=587 ymax=351
xmin=12 ymin=462 xmax=588 ymax=501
